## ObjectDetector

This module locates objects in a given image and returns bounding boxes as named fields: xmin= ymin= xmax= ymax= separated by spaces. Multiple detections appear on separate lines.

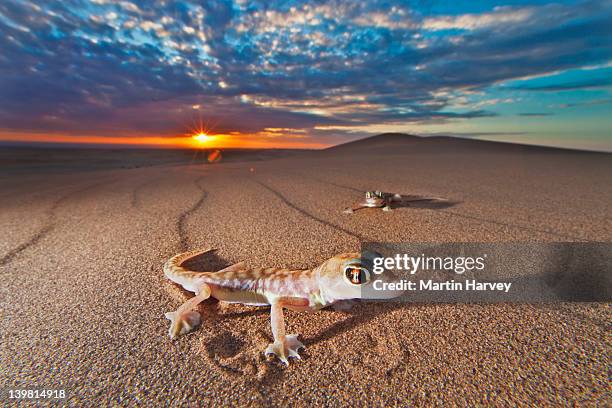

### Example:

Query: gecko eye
xmin=343 ymin=265 xmax=371 ymax=285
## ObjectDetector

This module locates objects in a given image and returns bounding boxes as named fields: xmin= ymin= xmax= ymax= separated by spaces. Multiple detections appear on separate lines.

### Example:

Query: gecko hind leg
xmin=165 ymin=284 xmax=211 ymax=339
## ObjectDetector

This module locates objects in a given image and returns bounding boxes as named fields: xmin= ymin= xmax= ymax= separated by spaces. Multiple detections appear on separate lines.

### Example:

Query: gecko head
xmin=366 ymin=191 xmax=385 ymax=198
xmin=318 ymin=252 xmax=403 ymax=301
xmin=365 ymin=191 xmax=385 ymax=206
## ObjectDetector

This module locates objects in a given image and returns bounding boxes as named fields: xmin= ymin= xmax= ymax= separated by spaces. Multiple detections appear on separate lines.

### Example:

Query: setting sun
xmin=192 ymin=132 xmax=210 ymax=144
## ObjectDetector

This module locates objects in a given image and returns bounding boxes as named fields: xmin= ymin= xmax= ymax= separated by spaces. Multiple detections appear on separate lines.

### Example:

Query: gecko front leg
xmin=165 ymin=283 xmax=211 ymax=339
xmin=343 ymin=204 xmax=368 ymax=214
xmin=265 ymin=299 xmax=305 ymax=365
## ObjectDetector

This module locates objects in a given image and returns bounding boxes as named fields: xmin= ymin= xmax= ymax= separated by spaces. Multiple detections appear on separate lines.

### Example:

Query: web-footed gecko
xmin=164 ymin=249 xmax=399 ymax=365
xmin=344 ymin=191 xmax=402 ymax=213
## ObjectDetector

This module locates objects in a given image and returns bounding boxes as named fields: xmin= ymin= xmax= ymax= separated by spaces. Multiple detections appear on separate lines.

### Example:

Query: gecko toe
xmin=265 ymin=336 xmax=304 ymax=365
xmin=286 ymin=334 xmax=305 ymax=352
xmin=265 ymin=342 xmax=289 ymax=365
xmin=165 ymin=310 xmax=201 ymax=339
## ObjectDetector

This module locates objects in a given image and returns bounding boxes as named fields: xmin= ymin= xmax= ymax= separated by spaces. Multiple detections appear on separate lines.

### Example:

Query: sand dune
xmin=1 ymin=135 xmax=610 ymax=405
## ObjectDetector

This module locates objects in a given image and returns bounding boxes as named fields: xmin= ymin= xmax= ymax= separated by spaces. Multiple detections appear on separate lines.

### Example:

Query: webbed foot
xmin=265 ymin=334 xmax=305 ymax=365
xmin=165 ymin=310 xmax=201 ymax=339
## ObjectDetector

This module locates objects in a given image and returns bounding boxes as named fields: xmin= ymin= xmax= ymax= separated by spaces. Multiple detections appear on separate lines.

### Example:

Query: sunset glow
xmin=192 ymin=133 xmax=210 ymax=144
xmin=0 ymin=131 xmax=328 ymax=150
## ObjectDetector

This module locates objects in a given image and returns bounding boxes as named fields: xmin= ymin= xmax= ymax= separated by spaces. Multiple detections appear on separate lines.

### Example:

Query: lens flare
xmin=207 ymin=149 xmax=222 ymax=163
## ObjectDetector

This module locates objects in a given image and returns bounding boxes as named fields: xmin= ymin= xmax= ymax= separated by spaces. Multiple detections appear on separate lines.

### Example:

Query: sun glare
xmin=193 ymin=132 xmax=209 ymax=144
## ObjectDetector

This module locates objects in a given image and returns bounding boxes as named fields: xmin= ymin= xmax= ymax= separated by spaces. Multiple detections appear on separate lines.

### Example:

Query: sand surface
xmin=1 ymin=136 xmax=611 ymax=406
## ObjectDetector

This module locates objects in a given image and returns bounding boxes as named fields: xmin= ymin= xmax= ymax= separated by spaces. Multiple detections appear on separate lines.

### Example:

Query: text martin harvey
xmin=374 ymin=279 xmax=512 ymax=293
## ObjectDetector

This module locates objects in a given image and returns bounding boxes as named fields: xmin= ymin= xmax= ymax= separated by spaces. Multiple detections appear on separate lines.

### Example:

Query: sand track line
xmin=177 ymin=176 xmax=208 ymax=251
xmin=286 ymin=172 xmax=589 ymax=241
xmin=252 ymin=178 xmax=366 ymax=241
xmin=0 ymin=179 xmax=113 ymax=266
xmin=131 ymin=175 xmax=159 ymax=209
xmin=0 ymin=225 xmax=55 ymax=268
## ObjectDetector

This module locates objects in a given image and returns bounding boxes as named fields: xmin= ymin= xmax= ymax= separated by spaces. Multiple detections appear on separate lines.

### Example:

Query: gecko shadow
xmin=303 ymin=300 xmax=408 ymax=347
xmin=205 ymin=331 xmax=247 ymax=360
xmin=388 ymin=194 xmax=459 ymax=210
xmin=181 ymin=248 xmax=231 ymax=272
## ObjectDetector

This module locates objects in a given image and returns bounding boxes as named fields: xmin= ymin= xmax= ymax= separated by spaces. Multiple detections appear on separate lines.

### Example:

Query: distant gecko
xmin=343 ymin=191 xmax=401 ymax=213
xmin=344 ymin=190 xmax=445 ymax=213
xmin=164 ymin=249 xmax=398 ymax=365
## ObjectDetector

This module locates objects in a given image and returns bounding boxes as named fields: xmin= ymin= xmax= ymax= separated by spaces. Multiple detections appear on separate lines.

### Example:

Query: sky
xmin=0 ymin=0 xmax=611 ymax=150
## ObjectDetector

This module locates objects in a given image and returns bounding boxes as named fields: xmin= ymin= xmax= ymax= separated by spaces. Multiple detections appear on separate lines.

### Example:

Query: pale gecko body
xmin=164 ymin=249 xmax=393 ymax=364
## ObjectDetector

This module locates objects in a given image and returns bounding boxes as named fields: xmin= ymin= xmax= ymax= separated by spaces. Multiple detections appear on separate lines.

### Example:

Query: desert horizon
xmin=3 ymin=133 xmax=611 ymax=180
xmin=3 ymin=131 xmax=612 ymax=153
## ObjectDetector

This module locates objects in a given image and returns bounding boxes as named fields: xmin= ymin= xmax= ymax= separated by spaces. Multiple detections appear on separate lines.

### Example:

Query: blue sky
xmin=0 ymin=0 xmax=611 ymax=150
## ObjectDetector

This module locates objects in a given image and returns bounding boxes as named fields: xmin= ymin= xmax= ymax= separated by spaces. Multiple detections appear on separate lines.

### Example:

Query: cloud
xmin=422 ymin=6 xmax=535 ymax=31
xmin=508 ymin=77 xmax=612 ymax=91
xmin=0 ymin=0 xmax=610 ymax=144
xmin=555 ymin=98 xmax=612 ymax=108
xmin=517 ymin=113 xmax=554 ymax=117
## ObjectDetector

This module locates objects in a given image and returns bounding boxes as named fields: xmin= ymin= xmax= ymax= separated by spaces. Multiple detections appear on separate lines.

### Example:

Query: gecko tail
xmin=164 ymin=248 xmax=216 ymax=293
